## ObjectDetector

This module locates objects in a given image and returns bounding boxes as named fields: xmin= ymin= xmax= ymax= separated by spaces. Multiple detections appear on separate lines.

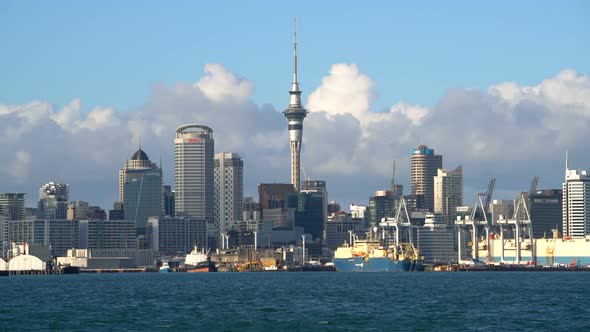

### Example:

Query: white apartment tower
xmin=214 ymin=153 xmax=244 ymax=241
xmin=434 ymin=166 xmax=463 ymax=224
xmin=563 ymin=167 xmax=590 ymax=238
xmin=174 ymin=125 xmax=215 ymax=239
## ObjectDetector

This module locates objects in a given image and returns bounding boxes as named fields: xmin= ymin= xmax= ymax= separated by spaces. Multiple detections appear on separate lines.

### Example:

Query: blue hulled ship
xmin=332 ymin=229 xmax=423 ymax=272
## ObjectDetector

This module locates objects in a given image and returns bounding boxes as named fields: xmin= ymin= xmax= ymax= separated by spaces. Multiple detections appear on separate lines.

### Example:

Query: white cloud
xmin=307 ymin=63 xmax=375 ymax=121
xmin=6 ymin=151 xmax=31 ymax=180
xmin=0 ymin=65 xmax=588 ymax=208
xmin=193 ymin=63 xmax=255 ymax=103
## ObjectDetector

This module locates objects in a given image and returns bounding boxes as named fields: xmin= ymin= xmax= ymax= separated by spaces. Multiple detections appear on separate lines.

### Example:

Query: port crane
xmin=379 ymin=196 xmax=415 ymax=248
xmin=455 ymin=178 xmax=495 ymax=262
xmin=496 ymin=177 xmax=537 ymax=264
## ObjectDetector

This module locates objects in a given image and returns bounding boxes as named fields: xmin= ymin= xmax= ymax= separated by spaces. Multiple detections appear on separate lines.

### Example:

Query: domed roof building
xmin=118 ymin=143 xmax=158 ymax=204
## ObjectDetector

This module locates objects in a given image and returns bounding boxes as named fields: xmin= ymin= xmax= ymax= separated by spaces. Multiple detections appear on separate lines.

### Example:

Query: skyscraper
xmin=0 ymin=193 xmax=25 ymax=221
xmin=434 ymin=166 xmax=463 ymax=224
xmin=37 ymin=182 xmax=69 ymax=220
xmin=119 ymin=145 xmax=158 ymax=204
xmin=124 ymin=167 xmax=163 ymax=235
xmin=174 ymin=125 xmax=215 ymax=243
xmin=214 ymin=153 xmax=244 ymax=241
xmin=369 ymin=190 xmax=395 ymax=227
xmin=410 ymin=145 xmax=443 ymax=212
xmin=283 ymin=20 xmax=308 ymax=193
xmin=530 ymin=189 xmax=562 ymax=238
xmin=562 ymin=168 xmax=590 ymax=238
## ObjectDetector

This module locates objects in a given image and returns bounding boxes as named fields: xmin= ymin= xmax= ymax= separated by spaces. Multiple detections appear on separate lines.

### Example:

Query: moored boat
xmin=184 ymin=246 xmax=216 ymax=272
xmin=332 ymin=229 xmax=423 ymax=272
xmin=159 ymin=261 xmax=171 ymax=273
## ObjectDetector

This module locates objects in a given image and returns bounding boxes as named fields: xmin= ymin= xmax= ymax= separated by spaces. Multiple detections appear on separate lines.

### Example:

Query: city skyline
xmin=1 ymin=2 xmax=589 ymax=209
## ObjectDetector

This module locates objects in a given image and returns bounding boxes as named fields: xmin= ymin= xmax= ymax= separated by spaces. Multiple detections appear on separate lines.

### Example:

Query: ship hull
xmin=333 ymin=257 xmax=422 ymax=272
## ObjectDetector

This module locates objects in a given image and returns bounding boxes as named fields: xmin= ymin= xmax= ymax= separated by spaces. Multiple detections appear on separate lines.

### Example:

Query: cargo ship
xmin=332 ymin=233 xmax=423 ymax=272
xmin=184 ymin=246 xmax=217 ymax=272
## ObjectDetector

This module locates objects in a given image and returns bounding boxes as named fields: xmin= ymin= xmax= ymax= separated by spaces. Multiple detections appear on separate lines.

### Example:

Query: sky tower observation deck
xmin=283 ymin=19 xmax=308 ymax=193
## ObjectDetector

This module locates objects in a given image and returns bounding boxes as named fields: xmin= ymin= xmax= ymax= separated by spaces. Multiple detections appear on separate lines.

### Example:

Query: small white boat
xmin=159 ymin=261 xmax=171 ymax=273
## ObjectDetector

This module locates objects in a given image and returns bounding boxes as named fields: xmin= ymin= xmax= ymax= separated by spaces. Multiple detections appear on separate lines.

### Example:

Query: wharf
xmin=432 ymin=265 xmax=590 ymax=272
xmin=81 ymin=268 xmax=150 ymax=273
xmin=8 ymin=269 xmax=73 ymax=275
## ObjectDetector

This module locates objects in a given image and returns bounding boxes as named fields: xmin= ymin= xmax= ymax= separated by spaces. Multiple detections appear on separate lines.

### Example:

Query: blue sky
xmin=1 ymin=1 xmax=589 ymax=208
xmin=1 ymin=1 xmax=588 ymax=113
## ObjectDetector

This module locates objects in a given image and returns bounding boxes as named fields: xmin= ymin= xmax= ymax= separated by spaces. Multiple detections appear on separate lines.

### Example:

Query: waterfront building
xmin=37 ymin=182 xmax=69 ymax=220
xmin=369 ymin=191 xmax=395 ymax=227
xmin=0 ymin=193 xmax=25 ymax=221
xmin=563 ymin=168 xmax=590 ymax=238
xmin=530 ymin=189 xmax=562 ymax=238
xmin=8 ymin=219 xmax=79 ymax=258
xmin=174 ymin=125 xmax=215 ymax=244
xmin=214 ymin=153 xmax=244 ymax=244
xmin=147 ymin=216 xmax=207 ymax=255
xmin=118 ymin=146 xmax=158 ymax=204
xmin=410 ymin=145 xmax=443 ymax=212
xmin=282 ymin=22 xmax=308 ymax=193
xmin=79 ymin=220 xmax=137 ymax=249
xmin=434 ymin=166 xmax=463 ymax=224
xmin=417 ymin=216 xmax=460 ymax=264
xmin=123 ymin=167 xmax=163 ymax=235
xmin=325 ymin=212 xmax=365 ymax=250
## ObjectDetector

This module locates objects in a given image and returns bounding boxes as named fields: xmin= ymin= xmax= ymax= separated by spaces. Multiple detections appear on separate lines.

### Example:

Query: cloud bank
xmin=1 ymin=64 xmax=588 ymax=209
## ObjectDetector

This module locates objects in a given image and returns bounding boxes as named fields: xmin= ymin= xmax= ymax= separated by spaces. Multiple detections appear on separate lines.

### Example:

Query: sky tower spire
xmin=283 ymin=18 xmax=308 ymax=193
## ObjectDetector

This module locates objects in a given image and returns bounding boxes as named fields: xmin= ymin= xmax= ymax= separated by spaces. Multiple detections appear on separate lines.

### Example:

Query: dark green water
xmin=1 ymin=272 xmax=589 ymax=331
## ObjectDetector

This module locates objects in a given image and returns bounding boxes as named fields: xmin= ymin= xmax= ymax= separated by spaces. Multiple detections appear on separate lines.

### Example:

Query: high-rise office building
xmin=530 ymin=189 xmax=562 ymax=238
xmin=369 ymin=191 xmax=395 ymax=227
xmin=490 ymin=200 xmax=514 ymax=224
xmin=283 ymin=22 xmax=308 ymax=193
xmin=174 ymin=125 xmax=215 ymax=243
xmin=124 ymin=167 xmax=163 ymax=235
xmin=37 ymin=182 xmax=69 ymax=220
xmin=301 ymin=180 xmax=328 ymax=227
xmin=258 ymin=183 xmax=297 ymax=229
xmin=0 ymin=193 xmax=25 ymax=221
xmin=119 ymin=146 xmax=158 ymax=204
xmin=66 ymin=201 xmax=105 ymax=221
xmin=214 ymin=153 xmax=243 ymax=242
xmin=163 ymin=185 xmax=175 ymax=217
xmin=562 ymin=168 xmax=590 ymax=238
xmin=295 ymin=191 xmax=324 ymax=244
xmin=39 ymin=182 xmax=69 ymax=201
xmin=410 ymin=145 xmax=443 ymax=212
xmin=434 ymin=166 xmax=463 ymax=224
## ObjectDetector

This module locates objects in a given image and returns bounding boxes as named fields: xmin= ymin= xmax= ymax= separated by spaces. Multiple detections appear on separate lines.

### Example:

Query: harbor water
xmin=2 ymin=272 xmax=589 ymax=331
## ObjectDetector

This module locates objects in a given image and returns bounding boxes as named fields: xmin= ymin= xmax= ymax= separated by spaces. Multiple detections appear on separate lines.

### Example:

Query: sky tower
xmin=283 ymin=19 xmax=308 ymax=193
